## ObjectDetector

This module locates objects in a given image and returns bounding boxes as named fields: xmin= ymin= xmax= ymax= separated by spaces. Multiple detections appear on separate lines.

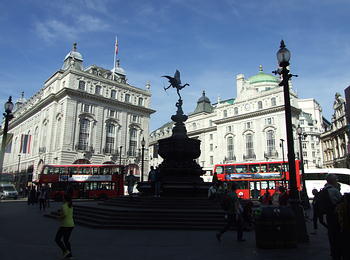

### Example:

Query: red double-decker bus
xmin=38 ymin=164 xmax=124 ymax=200
xmin=213 ymin=160 xmax=301 ymax=199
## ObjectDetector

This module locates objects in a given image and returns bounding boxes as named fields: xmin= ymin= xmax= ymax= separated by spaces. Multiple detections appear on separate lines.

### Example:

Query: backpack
xmin=316 ymin=187 xmax=333 ymax=215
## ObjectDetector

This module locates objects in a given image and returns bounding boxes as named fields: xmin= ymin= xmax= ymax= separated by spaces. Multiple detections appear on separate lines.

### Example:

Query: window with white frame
xmin=210 ymin=134 xmax=213 ymax=140
xmin=129 ymin=128 xmax=137 ymax=156
xmin=210 ymin=156 xmax=214 ymax=165
xmin=95 ymin=85 xmax=102 ymax=95
xmin=227 ymin=125 xmax=232 ymax=132
xmin=258 ymin=101 xmax=263 ymax=109
xmin=109 ymin=110 xmax=115 ymax=118
xmin=138 ymin=97 xmax=143 ymax=106
xmin=105 ymin=123 xmax=116 ymax=153
xmin=265 ymin=117 xmax=274 ymax=125
xmin=302 ymin=143 xmax=307 ymax=149
xmin=245 ymin=121 xmax=252 ymax=129
xmin=83 ymin=104 xmax=91 ymax=113
xmin=111 ymin=90 xmax=116 ymax=99
xmin=266 ymin=130 xmax=275 ymax=155
xmin=234 ymin=107 xmax=238 ymax=115
xmin=227 ymin=136 xmax=234 ymax=160
xmin=271 ymin=97 xmax=276 ymax=106
xmin=78 ymin=119 xmax=90 ymax=150
xmin=210 ymin=144 xmax=213 ymax=151
xmin=223 ymin=110 xmax=228 ymax=118
xmin=246 ymin=133 xmax=254 ymax=157
xmin=125 ymin=93 xmax=130 ymax=103
xmin=78 ymin=81 xmax=85 ymax=91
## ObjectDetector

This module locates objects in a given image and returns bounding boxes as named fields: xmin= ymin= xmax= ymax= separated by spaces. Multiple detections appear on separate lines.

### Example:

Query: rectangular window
xmin=210 ymin=134 xmax=213 ymax=140
xmin=83 ymin=104 xmax=90 ymax=113
xmin=125 ymin=94 xmax=130 ymax=103
xmin=109 ymin=110 xmax=115 ymax=117
xmin=111 ymin=90 xmax=116 ymax=99
xmin=311 ymin=143 xmax=315 ymax=149
xmin=265 ymin=117 xmax=274 ymax=125
xmin=300 ymin=119 xmax=304 ymax=125
xmin=138 ymin=98 xmax=143 ymax=106
xmin=132 ymin=115 xmax=138 ymax=122
xmin=246 ymin=122 xmax=252 ymax=129
xmin=302 ymin=143 xmax=307 ymax=149
xmin=303 ymin=151 xmax=307 ymax=157
xmin=78 ymin=81 xmax=85 ymax=91
xmin=210 ymin=144 xmax=213 ymax=151
xmin=210 ymin=156 xmax=214 ymax=165
xmin=95 ymin=85 xmax=101 ymax=95
xmin=209 ymin=120 xmax=213 ymax=126
xmin=227 ymin=126 xmax=232 ymax=132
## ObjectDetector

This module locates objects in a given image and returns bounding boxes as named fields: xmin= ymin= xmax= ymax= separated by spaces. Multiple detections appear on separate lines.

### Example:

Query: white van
xmin=0 ymin=184 xmax=18 ymax=200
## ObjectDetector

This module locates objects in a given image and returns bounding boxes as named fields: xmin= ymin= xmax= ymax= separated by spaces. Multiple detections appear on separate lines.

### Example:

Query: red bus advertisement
xmin=213 ymin=160 xmax=301 ymax=199
xmin=38 ymin=164 xmax=124 ymax=200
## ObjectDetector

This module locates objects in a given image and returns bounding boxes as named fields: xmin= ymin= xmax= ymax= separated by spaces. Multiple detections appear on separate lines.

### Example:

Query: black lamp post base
xmin=289 ymin=199 xmax=309 ymax=243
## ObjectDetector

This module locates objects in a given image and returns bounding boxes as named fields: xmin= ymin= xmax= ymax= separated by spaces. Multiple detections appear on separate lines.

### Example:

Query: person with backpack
xmin=336 ymin=193 xmax=350 ymax=260
xmin=216 ymin=183 xmax=245 ymax=242
xmin=318 ymin=174 xmax=342 ymax=260
xmin=310 ymin=189 xmax=327 ymax=235
xmin=125 ymin=170 xmax=138 ymax=196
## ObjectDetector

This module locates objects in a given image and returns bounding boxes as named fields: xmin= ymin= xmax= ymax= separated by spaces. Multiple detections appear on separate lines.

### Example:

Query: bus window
xmin=261 ymin=181 xmax=268 ymax=189
xmin=337 ymin=174 xmax=350 ymax=185
xmin=269 ymin=163 xmax=281 ymax=172
xmin=215 ymin=166 xmax=224 ymax=174
xmin=225 ymin=165 xmax=235 ymax=174
xmin=268 ymin=181 xmax=276 ymax=189
xmin=250 ymin=165 xmax=259 ymax=173
xmin=235 ymin=181 xmax=248 ymax=189
xmin=81 ymin=167 xmax=90 ymax=174
xmin=235 ymin=165 xmax=247 ymax=173
xmin=92 ymin=168 xmax=99 ymax=175
xmin=260 ymin=164 xmax=268 ymax=173
xmin=283 ymin=163 xmax=289 ymax=172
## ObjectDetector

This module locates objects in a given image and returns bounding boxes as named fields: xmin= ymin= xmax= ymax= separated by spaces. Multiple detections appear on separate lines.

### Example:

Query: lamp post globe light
xmin=275 ymin=41 xmax=309 ymax=243
xmin=141 ymin=137 xmax=146 ymax=182
xmin=0 ymin=96 xmax=14 ymax=174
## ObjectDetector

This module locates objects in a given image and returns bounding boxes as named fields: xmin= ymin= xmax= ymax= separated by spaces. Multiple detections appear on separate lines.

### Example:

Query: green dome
xmin=248 ymin=65 xmax=279 ymax=84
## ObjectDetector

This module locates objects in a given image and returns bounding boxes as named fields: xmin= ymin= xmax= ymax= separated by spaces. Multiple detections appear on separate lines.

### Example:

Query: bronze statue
xmin=162 ymin=70 xmax=189 ymax=100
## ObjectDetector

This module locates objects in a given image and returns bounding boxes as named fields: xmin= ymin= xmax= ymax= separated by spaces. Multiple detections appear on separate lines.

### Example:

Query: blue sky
xmin=1 ymin=0 xmax=350 ymax=131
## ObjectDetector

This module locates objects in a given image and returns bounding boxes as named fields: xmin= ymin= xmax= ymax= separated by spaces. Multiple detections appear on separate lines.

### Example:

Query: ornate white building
xmin=149 ymin=66 xmax=324 ymax=173
xmin=0 ymin=43 xmax=155 ymax=183
xmin=321 ymin=93 xmax=350 ymax=168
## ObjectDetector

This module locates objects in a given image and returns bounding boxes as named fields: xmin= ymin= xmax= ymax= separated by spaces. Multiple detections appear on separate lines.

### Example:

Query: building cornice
xmin=188 ymin=126 xmax=217 ymax=136
xmin=213 ymin=105 xmax=301 ymax=124
xmin=3 ymin=88 xmax=155 ymax=133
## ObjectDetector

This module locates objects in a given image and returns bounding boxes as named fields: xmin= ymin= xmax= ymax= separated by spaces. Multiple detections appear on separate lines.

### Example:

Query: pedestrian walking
xmin=154 ymin=167 xmax=161 ymax=197
xmin=318 ymin=174 xmax=342 ymax=260
xmin=271 ymin=188 xmax=280 ymax=206
xmin=216 ymin=183 xmax=245 ymax=242
xmin=278 ymin=186 xmax=289 ymax=206
xmin=148 ymin=166 xmax=157 ymax=195
xmin=55 ymin=194 xmax=74 ymax=259
xmin=310 ymin=188 xmax=327 ymax=234
xmin=28 ymin=186 xmax=36 ymax=205
xmin=125 ymin=170 xmax=138 ymax=196
xmin=39 ymin=187 xmax=47 ymax=211
xmin=260 ymin=188 xmax=272 ymax=205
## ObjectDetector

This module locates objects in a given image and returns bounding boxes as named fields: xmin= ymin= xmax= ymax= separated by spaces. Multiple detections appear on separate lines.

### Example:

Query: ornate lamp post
xmin=297 ymin=125 xmax=310 ymax=208
xmin=141 ymin=137 xmax=146 ymax=182
xmin=0 ymin=96 xmax=14 ymax=174
xmin=275 ymin=40 xmax=309 ymax=242
xmin=280 ymin=138 xmax=286 ymax=186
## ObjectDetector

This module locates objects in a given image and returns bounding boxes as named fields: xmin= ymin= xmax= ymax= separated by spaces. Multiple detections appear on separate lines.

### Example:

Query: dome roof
xmin=248 ymin=65 xmax=279 ymax=84
xmin=197 ymin=91 xmax=210 ymax=103
xmin=112 ymin=59 xmax=126 ymax=75
xmin=64 ymin=43 xmax=83 ymax=61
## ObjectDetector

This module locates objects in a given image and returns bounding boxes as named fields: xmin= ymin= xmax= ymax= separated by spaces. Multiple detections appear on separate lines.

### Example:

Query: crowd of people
xmin=26 ymin=185 xmax=50 ymax=210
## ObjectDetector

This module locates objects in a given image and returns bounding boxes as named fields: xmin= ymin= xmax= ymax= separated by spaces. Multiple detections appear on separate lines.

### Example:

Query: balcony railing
xmin=75 ymin=144 xmax=94 ymax=153
xmin=264 ymin=150 xmax=279 ymax=159
xmin=103 ymin=147 xmax=119 ymax=155
xmin=243 ymin=153 xmax=256 ymax=160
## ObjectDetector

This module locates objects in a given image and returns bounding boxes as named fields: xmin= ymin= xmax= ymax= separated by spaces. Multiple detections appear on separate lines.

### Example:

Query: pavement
xmin=0 ymin=200 xmax=332 ymax=260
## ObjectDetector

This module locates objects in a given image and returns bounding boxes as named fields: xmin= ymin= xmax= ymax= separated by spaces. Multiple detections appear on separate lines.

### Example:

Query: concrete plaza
xmin=0 ymin=200 xmax=331 ymax=260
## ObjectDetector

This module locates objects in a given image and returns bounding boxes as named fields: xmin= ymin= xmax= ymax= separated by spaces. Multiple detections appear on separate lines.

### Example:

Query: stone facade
xmin=0 ymin=44 xmax=155 ymax=182
xmin=320 ymin=93 xmax=350 ymax=168
xmin=149 ymin=66 xmax=324 ymax=173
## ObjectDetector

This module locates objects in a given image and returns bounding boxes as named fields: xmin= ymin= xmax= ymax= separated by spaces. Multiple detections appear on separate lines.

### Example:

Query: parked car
xmin=0 ymin=183 xmax=18 ymax=200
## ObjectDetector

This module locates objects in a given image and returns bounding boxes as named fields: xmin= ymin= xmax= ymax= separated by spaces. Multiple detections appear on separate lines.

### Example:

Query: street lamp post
xmin=119 ymin=146 xmax=123 ymax=173
xmin=280 ymin=138 xmax=286 ymax=186
xmin=0 ymin=96 xmax=14 ymax=174
xmin=275 ymin=40 xmax=309 ymax=242
xmin=297 ymin=125 xmax=310 ymax=209
xmin=141 ymin=137 xmax=145 ymax=182
xmin=17 ymin=154 xmax=21 ymax=189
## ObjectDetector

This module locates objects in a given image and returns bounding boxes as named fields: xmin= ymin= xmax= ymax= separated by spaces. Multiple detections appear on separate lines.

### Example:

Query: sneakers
xmin=62 ymin=250 xmax=70 ymax=258
xmin=216 ymin=233 xmax=222 ymax=242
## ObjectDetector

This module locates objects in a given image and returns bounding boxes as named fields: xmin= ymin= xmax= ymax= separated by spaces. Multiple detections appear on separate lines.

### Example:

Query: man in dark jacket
xmin=125 ymin=171 xmax=138 ymax=196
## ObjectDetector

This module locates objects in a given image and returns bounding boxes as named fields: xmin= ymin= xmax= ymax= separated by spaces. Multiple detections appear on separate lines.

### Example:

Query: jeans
xmin=55 ymin=227 xmax=74 ymax=254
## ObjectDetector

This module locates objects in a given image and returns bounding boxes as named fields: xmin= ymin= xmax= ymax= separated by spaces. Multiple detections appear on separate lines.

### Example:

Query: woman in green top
xmin=55 ymin=194 xmax=75 ymax=258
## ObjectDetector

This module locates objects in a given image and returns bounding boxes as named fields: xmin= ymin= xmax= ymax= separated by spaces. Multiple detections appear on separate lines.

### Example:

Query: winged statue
xmin=162 ymin=70 xmax=189 ymax=99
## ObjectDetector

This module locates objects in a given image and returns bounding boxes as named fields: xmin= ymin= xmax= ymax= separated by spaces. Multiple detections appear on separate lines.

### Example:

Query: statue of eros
xmin=162 ymin=70 xmax=189 ymax=100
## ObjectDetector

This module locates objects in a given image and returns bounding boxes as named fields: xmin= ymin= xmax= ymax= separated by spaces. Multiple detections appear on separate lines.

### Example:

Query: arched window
xmin=246 ymin=133 xmax=254 ymax=158
xmin=258 ymin=101 xmax=263 ymax=109
xmin=271 ymin=97 xmax=276 ymax=106
xmin=138 ymin=97 xmax=143 ymax=106
xmin=111 ymin=90 xmax=116 ymax=99
xmin=129 ymin=128 xmax=137 ymax=156
xmin=227 ymin=136 xmax=234 ymax=160
xmin=78 ymin=81 xmax=85 ymax=91
xmin=78 ymin=119 xmax=90 ymax=150
xmin=105 ymin=123 xmax=116 ymax=153
xmin=266 ymin=130 xmax=275 ymax=155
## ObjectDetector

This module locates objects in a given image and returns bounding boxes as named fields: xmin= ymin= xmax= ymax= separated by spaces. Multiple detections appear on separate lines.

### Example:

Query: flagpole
xmin=113 ymin=35 xmax=117 ymax=81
